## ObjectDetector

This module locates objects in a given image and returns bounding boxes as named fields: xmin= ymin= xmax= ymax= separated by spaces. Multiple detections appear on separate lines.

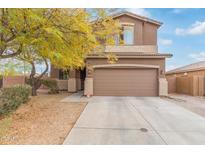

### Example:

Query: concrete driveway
xmin=63 ymin=96 xmax=205 ymax=145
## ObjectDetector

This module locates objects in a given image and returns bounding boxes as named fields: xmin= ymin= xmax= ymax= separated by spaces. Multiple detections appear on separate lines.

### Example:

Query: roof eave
xmin=87 ymin=53 xmax=172 ymax=59
xmin=112 ymin=11 xmax=163 ymax=26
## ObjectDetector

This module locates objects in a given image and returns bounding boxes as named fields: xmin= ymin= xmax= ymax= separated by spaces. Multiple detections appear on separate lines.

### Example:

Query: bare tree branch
xmin=30 ymin=61 xmax=36 ymax=78
xmin=37 ymin=58 xmax=49 ymax=79
xmin=0 ymin=44 xmax=23 ymax=59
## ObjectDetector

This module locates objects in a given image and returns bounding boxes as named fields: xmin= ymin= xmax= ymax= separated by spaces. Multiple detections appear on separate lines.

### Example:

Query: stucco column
xmin=84 ymin=78 xmax=93 ymax=97
xmin=68 ymin=69 xmax=77 ymax=92
xmin=84 ymin=63 xmax=94 ymax=97
xmin=159 ymin=78 xmax=168 ymax=96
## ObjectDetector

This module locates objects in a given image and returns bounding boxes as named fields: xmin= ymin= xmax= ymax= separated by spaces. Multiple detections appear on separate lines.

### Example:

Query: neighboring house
xmin=166 ymin=61 xmax=205 ymax=96
xmin=51 ymin=11 xmax=172 ymax=96
xmin=166 ymin=61 xmax=205 ymax=77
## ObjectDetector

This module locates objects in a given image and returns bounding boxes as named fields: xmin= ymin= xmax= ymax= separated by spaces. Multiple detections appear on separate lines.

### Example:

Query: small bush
xmin=42 ymin=78 xmax=59 ymax=94
xmin=0 ymin=85 xmax=31 ymax=115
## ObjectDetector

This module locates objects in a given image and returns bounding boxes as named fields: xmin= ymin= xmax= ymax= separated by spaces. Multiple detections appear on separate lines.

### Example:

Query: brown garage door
xmin=93 ymin=68 xmax=158 ymax=96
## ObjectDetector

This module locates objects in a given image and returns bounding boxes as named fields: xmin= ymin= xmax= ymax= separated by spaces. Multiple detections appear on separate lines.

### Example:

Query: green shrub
xmin=0 ymin=85 xmax=31 ymax=115
xmin=42 ymin=78 xmax=59 ymax=94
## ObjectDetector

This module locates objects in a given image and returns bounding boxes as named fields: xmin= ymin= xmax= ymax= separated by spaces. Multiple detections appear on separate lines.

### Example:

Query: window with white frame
xmin=123 ymin=25 xmax=134 ymax=45
xmin=114 ymin=24 xmax=134 ymax=45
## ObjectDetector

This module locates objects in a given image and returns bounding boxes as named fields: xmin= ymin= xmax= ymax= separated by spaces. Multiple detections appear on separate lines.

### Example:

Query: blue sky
xmin=125 ymin=8 xmax=205 ymax=70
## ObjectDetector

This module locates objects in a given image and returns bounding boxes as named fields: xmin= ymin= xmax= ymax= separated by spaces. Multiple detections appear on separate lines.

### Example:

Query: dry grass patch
xmin=0 ymin=92 xmax=87 ymax=145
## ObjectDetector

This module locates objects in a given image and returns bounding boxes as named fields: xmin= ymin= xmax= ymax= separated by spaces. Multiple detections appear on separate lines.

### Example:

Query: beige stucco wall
xmin=143 ymin=22 xmax=158 ymax=45
xmin=68 ymin=78 xmax=77 ymax=92
xmin=67 ymin=69 xmax=81 ymax=92
xmin=50 ymin=13 xmax=163 ymax=82
xmin=159 ymin=78 xmax=168 ymax=96
xmin=56 ymin=80 xmax=68 ymax=90
xmin=115 ymin=14 xmax=159 ymax=46
xmin=85 ymin=57 xmax=166 ymax=96
xmin=105 ymin=45 xmax=158 ymax=53
xmin=84 ymin=78 xmax=93 ymax=96
xmin=86 ymin=57 xmax=165 ymax=78
xmin=49 ymin=67 xmax=83 ymax=92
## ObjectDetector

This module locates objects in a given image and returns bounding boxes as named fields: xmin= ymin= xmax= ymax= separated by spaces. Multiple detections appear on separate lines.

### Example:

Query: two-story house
xmin=50 ymin=11 xmax=172 ymax=96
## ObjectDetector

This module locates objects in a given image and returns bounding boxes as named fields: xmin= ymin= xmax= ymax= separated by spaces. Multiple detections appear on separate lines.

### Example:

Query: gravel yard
xmin=0 ymin=92 xmax=87 ymax=145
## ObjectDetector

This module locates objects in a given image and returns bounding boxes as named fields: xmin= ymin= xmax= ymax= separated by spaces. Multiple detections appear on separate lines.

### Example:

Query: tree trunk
xmin=31 ymin=85 xmax=37 ymax=96
xmin=30 ymin=74 xmax=38 ymax=96
xmin=30 ymin=74 xmax=43 ymax=96
xmin=30 ymin=62 xmax=37 ymax=96
xmin=29 ymin=59 xmax=48 ymax=96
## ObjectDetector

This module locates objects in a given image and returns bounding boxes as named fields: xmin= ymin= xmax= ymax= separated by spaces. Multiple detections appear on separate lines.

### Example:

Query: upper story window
xmin=123 ymin=26 xmax=134 ymax=45
xmin=114 ymin=24 xmax=134 ymax=45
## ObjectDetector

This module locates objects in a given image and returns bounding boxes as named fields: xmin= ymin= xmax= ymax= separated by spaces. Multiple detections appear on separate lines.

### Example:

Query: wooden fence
xmin=166 ymin=75 xmax=205 ymax=96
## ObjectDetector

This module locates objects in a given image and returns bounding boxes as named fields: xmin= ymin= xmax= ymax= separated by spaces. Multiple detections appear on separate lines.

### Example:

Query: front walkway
xmin=63 ymin=96 xmax=205 ymax=145
xmin=60 ymin=91 xmax=90 ymax=103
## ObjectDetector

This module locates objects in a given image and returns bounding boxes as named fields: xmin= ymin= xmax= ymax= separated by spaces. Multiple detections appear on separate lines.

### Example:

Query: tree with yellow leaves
xmin=0 ymin=8 xmax=120 ymax=95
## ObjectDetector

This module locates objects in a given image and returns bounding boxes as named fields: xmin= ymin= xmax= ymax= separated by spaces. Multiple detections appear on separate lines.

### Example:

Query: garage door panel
xmin=93 ymin=68 xmax=158 ymax=96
